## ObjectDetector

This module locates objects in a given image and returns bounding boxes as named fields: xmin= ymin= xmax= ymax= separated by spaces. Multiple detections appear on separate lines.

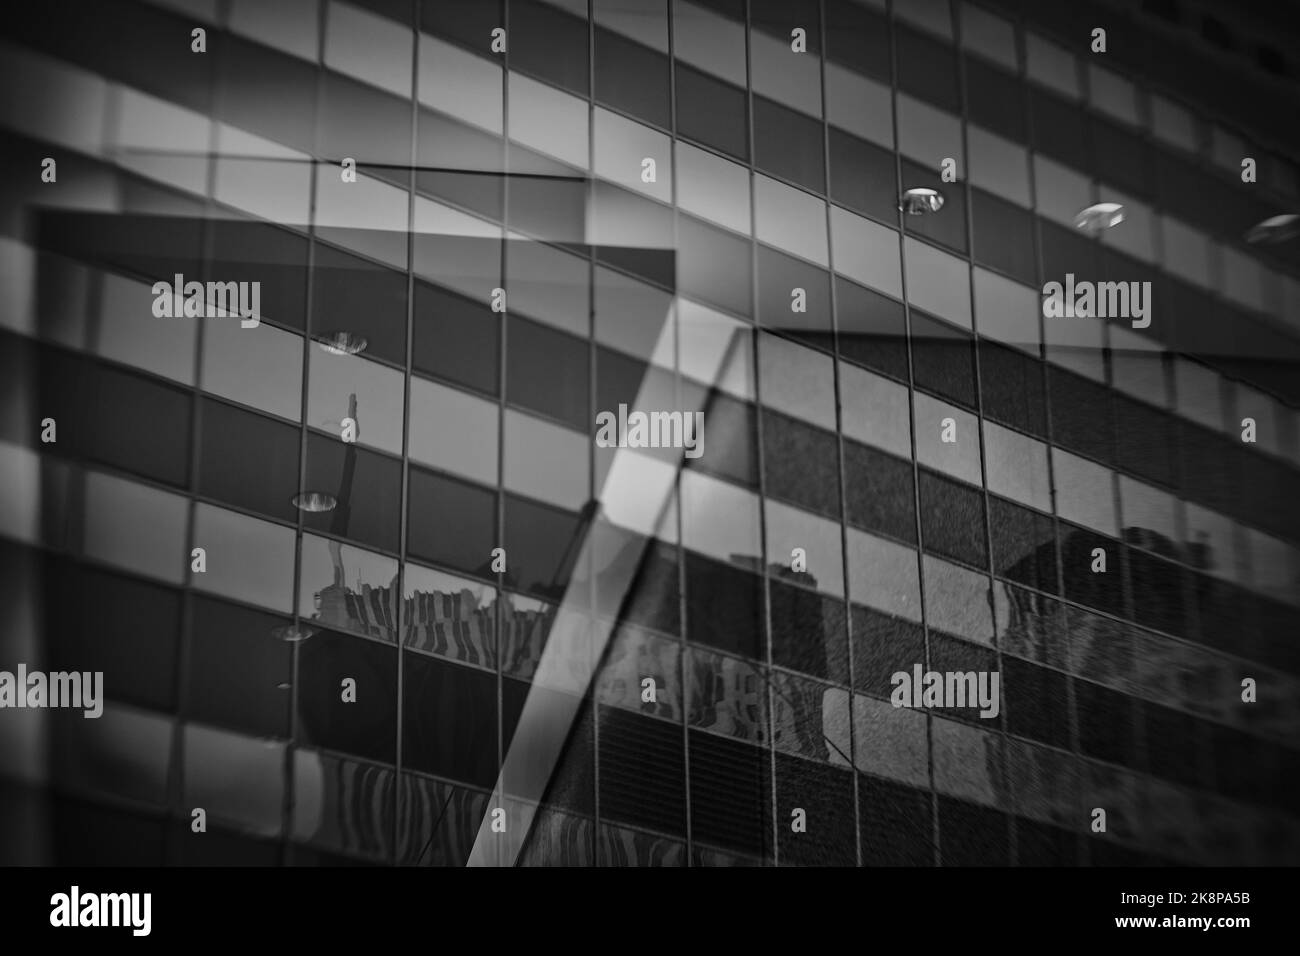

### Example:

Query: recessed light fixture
xmin=272 ymin=624 xmax=315 ymax=643
xmin=900 ymin=187 xmax=945 ymax=215
xmin=1074 ymin=202 xmax=1125 ymax=233
xmin=292 ymin=491 xmax=338 ymax=513
xmin=315 ymin=331 xmax=368 ymax=355
xmin=1245 ymin=213 xmax=1300 ymax=244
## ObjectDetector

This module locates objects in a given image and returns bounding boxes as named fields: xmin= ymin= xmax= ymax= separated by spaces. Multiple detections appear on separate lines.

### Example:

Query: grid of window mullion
xmin=30 ymin=0 xmax=1300 ymax=867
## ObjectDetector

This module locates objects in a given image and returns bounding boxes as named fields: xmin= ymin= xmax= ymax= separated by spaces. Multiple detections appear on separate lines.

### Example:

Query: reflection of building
xmin=3 ymin=0 xmax=1298 ymax=868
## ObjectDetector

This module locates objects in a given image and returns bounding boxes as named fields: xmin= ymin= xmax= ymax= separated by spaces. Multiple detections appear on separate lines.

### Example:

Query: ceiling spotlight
xmin=1245 ymin=214 xmax=1300 ymax=244
xmin=315 ymin=331 xmax=368 ymax=355
xmin=1074 ymin=202 xmax=1125 ymax=233
xmin=272 ymin=624 xmax=316 ymax=643
xmin=292 ymin=491 xmax=338 ymax=513
xmin=900 ymin=187 xmax=945 ymax=215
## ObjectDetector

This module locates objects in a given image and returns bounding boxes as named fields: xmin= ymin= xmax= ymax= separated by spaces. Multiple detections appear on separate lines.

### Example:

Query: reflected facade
xmin=1 ymin=0 xmax=1299 ymax=867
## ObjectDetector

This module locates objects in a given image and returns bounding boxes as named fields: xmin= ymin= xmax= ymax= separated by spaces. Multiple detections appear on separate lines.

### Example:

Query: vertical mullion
xmin=393 ymin=0 xmax=421 ymax=867
xmin=952 ymin=0 xmax=1015 ymax=869
xmin=817 ymin=0 xmax=863 ymax=870
xmin=884 ymin=0 xmax=941 ymax=868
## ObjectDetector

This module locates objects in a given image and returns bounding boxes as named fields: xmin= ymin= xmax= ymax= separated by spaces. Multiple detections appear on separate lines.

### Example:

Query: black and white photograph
xmin=0 ymin=0 xmax=1295 ymax=939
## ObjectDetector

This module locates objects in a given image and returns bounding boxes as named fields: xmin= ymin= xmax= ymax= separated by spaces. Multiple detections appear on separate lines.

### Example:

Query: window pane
xmin=672 ymin=0 xmax=746 ymax=87
xmin=989 ymin=496 xmax=1057 ymax=594
xmin=829 ymin=128 xmax=897 ymax=224
xmin=675 ymin=141 xmax=751 ymax=236
xmin=979 ymin=339 xmax=1047 ymax=437
xmin=964 ymin=56 xmax=1024 ymax=141
xmin=307 ymin=346 xmax=406 ymax=458
xmin=188 ymin=594 xmax=291 ymax=738
xmin=1025 ymin=32 xmax=1079 ymax=100
xmin=407 ymin=467 xmax=496 ymax=579
xmin=595 ymin=25 xmax=671 ymax=129
xmin=971 ymin=190 xmax=1035 ymax=285
xmin=919 ymin=469 xmax=987 ymax=567
xmin=758 ymin=332 xmax=837 ymax=430
xmin=960 ymin=3 xmax=1017 ymax=70
xmin=846 ymin=528 xmax=922 ymax=622
xmin=325 ymin=0 xmax=412 ymax=98
xmin=680 ymin=469 xmax=761 ymax=565
xmin=839 ymin=361 xmax=912 ymax=457
xmin=82 ymin=471 xmax=187 ymax=585
xmin=594 ymin=108 xmax=672 ymax=203
xmin=299 ymin=533 xmax=400 ymax=643
xmin=302 ymin=434 xmax=403 ymax=552
xmin=403 ymin=561 xmax=498 ymax=667
xmin=757 ymin=244 xmax=832 ymax=348
xmin=911 ymin=311 xmax=976 ymax=410
xmin=853 ymin=693 xmax=928 ymax=787
xmin=192 ymin=502 xmax=295 ymax=611
xmin=830 ymin=207 xmax=902 ymax=299
xmin=674 ymin=63 xmax=748 ymax=161
xmin=825 ymin=65 xmax=894 ymax=147
xmin=983 ymin=420 xmax=1051 ymax=512
xmin=198 ymin=398 xmax=300 ymax=524
xmin=511 ymin=0 xmax=590 ymax=95
xmin=417 ymin=34 xmax=503 ymax=134
xmin=403 ymin=655 xmax=498 ymax=785
xmin=201 ymin=316 xmax=303 ymax=421
xmin=913 ymin=391 xmax=981 ymax=484
xmin=762 ymin=415 xmax=842 ymax=520
xmin=677 ymin=214 xmax=752 ymax=317
xmin=844 ymin=440 xmax=916 ymax=543
xmin=922 ymin=554 xmax=994 ymax=645
xmin=1052 ymin=448 xmax=1117 ymax=536
xmin=413 ymin=281 xmax=500 ymax=396
xmin=967 ymin=125 xmax=1030 ymax=209
xmin=503 ymin=409 xmax=589 ymax=511
xmin=904 ymin=238 xmax=971 ymax=330
xmin=685 ymin=551 xmax=764 ymax=659
xmin=408 ymin=376 xmax=499 ymax=485
xmin=896 ymin=93 xmax=962 ymax=169
xmin=895 ymin=24 xmax=957 ymax=112
xmin=754 ymin=174 xmax=827 ymax=265
xmin=769 ymin=581 xmax=849 ymax=682
xmin=750 ymin=25 xmax=822 ymax=117
xmin=97 ymin=272 xmax=197 ymax=385
xmin=311 ymin=244 xmax=408 ymax=366
xmin=973 ymin=266 xmax=1040 ymax=355
xmin=506 ymin=315 xmax=589 ymax=429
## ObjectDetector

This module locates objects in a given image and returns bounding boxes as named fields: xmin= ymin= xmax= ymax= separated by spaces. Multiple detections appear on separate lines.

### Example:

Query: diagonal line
xmin=414 ymin=787 xmax=456 ymax=867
